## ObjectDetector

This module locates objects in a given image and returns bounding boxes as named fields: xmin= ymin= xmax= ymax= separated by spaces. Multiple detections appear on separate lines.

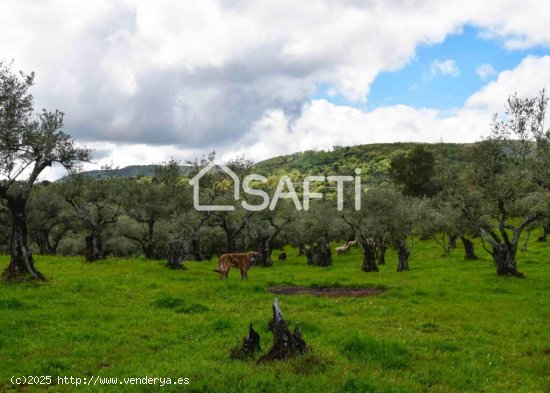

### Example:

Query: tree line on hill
xmin=1 ymin=61 xmax=550 ymax=281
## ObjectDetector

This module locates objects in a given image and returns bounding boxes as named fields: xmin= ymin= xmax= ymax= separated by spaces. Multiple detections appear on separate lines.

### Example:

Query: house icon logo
xmin=189 ymin=161 xmax=240 ymax=211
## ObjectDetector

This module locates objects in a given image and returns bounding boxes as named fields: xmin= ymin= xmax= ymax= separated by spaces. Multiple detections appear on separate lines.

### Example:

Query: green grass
xmin=1 ymin=237 xmax=550 ymax=392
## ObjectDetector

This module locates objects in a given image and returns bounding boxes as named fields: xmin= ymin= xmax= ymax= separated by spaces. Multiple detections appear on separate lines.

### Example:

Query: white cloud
xmin=466 ymin=55 xmax=550 ymax=112
xmin=222 ymin=56 xmax=550 ymax=161
xmin=430 ymin=59 xmax=460 ymax=77
xmin=1 ymin=0 xmax=550 ymax=178
xmin=36 ymin=55 xmax=550 ymax=180
xmin=476 ymin=64 xmax=497 ymax=79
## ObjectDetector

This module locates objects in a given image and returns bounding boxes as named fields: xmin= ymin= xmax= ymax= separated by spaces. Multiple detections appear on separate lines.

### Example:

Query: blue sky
xmin=313 ymin=25 xmax=550 ymax=112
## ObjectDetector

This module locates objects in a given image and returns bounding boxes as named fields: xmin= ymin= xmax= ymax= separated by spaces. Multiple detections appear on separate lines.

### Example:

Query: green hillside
xmin=254 ymin=142 xmax=473 ymax=177
xmin=76 ymin=143 xmax=473 ymax=180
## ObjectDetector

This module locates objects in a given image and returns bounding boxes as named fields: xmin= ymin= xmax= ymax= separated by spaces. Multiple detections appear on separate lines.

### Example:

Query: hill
xmin=73 ymin=143 xmax=473 ymax=180
xmin=72 ymin=164 xmax=193 ymax=179
xmin=254 ymin=142 xmax=473 ymax=176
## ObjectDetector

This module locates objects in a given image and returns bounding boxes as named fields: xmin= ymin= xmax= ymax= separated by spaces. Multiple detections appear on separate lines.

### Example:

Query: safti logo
xmin=189 ymin=161 xmax=362 ymax=212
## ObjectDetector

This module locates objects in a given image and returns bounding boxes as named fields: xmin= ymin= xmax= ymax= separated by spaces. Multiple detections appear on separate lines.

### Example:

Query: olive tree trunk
xmin=460 ymin=236 xmax=478 ymax=260
xmin=3 ymin=197 xmax=45 ymax=281
xmin=166 ymin=239 xmax=186 ymax=269
xmin=143 ymin=218 xmax=156 ymax=259
xmin=257 ymin=236 xmax=274 ymax=267
xmin=538 ymin=222 xmax=550 ymax=242
xmin=479 ymin=227 xmax=526 ymax=278
xmin=37 ymin=229 xmax=56 ymax=255
xmin=189 ymin=235 xmax=204 ymax=261
xmin=376 ymin=242 xmax=387 ymax=265
xmin=85 ymin=230 xmax=104 ymax=262
xmin=360 ymin=238 xmax=379 ymax=272
xmin=395 ymin=238 xmax=411 ymax=272
xmin=305 ymin=240 xmax=332 ymax=267
xmin=492 ymin=244 xmax=522 ymax=277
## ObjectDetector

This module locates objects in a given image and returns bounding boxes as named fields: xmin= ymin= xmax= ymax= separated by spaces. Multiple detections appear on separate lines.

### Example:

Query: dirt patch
xmin=268 ymin=286 xmax=385 ymax=297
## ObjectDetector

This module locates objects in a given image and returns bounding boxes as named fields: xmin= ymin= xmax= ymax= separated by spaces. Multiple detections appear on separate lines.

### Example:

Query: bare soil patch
xmin=268 ymin=286 xmax=385 ymax=297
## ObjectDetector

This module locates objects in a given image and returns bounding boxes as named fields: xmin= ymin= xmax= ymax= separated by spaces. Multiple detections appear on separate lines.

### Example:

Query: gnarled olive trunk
xmin=477 ymin=224 xmax=528 ymax=278
xmin=143 ymin=218 xmax=156 ymax=259
xmin=360 ymin=238 xmax=379 ymax=272
xmin=257 ymin=236 xmax=273 ymax=267
xmin=189 ymin=235 xmax=204 ymax=261
xmin=37 ymin=226 xmax=69 ymax=256
xmin=3 ymin=197 xmax=45 ymax=281
xmin=305 ymin=240 xmax=332 ymax=267
xmin=166 ymin=239 xmax=186 ymax=269
xmin=37 ymin=229 xmax=56 ymax=255
xmin=143 ymin=242 xmax=155 ymax=260
xmin=491 ymin=243 xmax=523 ymax=277
xmin=258 ymin=239 xmax=273 ymax=267
xmin=448 ymin=234 xmax=458 ymax=250
xmin=225 ymin=230 xmax=239 ymax=254
xmin=538 ymin=222 xmax=550 ymax=242
xmin=376 ymin=242 xmax=387 ymax=265
xmin=460 ymin=236 xmax=478 ymax=260
xmin=395 ymin=238 xmax=410 ymax=272
xmin=85 ymin=230 xmax=104 ymax=262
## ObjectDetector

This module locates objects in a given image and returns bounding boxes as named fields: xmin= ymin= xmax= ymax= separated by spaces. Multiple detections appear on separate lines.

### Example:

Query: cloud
xmin=430 ymin=59 xmax=460 ymax=78
xmin=476 ymin=64 xmax=497 ymax=79
xmin=30 ymin=55 xmax=550 ymax=180
xmin=221 ymin=55 xmax=550 ymax=161
xmin=1 ymin=0 xmax=550 ymax=176
xmin=466 ymin=55 xmax=550 ymax=112
xmin=37 ymin=56 xmax=550 ymax=179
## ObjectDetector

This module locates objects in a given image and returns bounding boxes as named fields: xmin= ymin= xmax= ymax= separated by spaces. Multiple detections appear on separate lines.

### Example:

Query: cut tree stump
xmin=258 ymin=298 xmax=310 ymax=362
xmin=166 ymin=240 xmax=186 ymax=269
xmin=231 ymin=324 xmax=261 ymax=359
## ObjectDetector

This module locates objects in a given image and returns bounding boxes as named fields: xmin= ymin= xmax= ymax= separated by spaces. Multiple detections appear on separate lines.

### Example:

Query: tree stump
xmin=258 ymin=298 xmax=310 ymax=362
xmin=166 ymin=240 xmax=186 ymax=269
xmin=231 ymin=324 xmax=261 ymax=359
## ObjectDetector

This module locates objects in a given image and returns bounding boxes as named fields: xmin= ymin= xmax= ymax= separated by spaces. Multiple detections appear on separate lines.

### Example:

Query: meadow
xmin=1 ymin=237 xmax=549 ymax=393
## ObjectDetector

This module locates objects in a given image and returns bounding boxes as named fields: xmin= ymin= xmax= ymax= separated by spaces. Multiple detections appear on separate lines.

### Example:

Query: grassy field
xmin=1 ymin=237 xmax=549 ymax=393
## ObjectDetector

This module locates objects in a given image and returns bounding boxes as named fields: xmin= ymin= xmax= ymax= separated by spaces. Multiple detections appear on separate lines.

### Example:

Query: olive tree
xmin=463 ymin=91 xmax=550 ymax=277
xmin=0 ymin=62 xmax=90 ymax=280
xmin=193 ymin=156 xmax=256 ymax=254
xmin=119 ymin=161 xmax=187 ymax=259
xmin=27 ymin=182 xmax=76 ymax=255
xmin=247 ymin=202 xmax=293 ymax=267
xmin=62 ymin=174 xmax=122 ymax=262
xmin=343 ymin=186 xmax=420 ymax=272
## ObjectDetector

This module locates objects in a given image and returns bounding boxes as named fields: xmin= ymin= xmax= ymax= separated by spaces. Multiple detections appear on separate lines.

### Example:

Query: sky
xmin=1 ymin=0 xmax=550 ymax=179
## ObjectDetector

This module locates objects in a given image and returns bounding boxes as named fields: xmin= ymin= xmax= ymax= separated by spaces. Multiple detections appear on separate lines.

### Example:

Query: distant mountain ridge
xmin=73 ymin=143 xmax=472 ymax=179
xmin=75 ymin=164 xmax=193 ymax=179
